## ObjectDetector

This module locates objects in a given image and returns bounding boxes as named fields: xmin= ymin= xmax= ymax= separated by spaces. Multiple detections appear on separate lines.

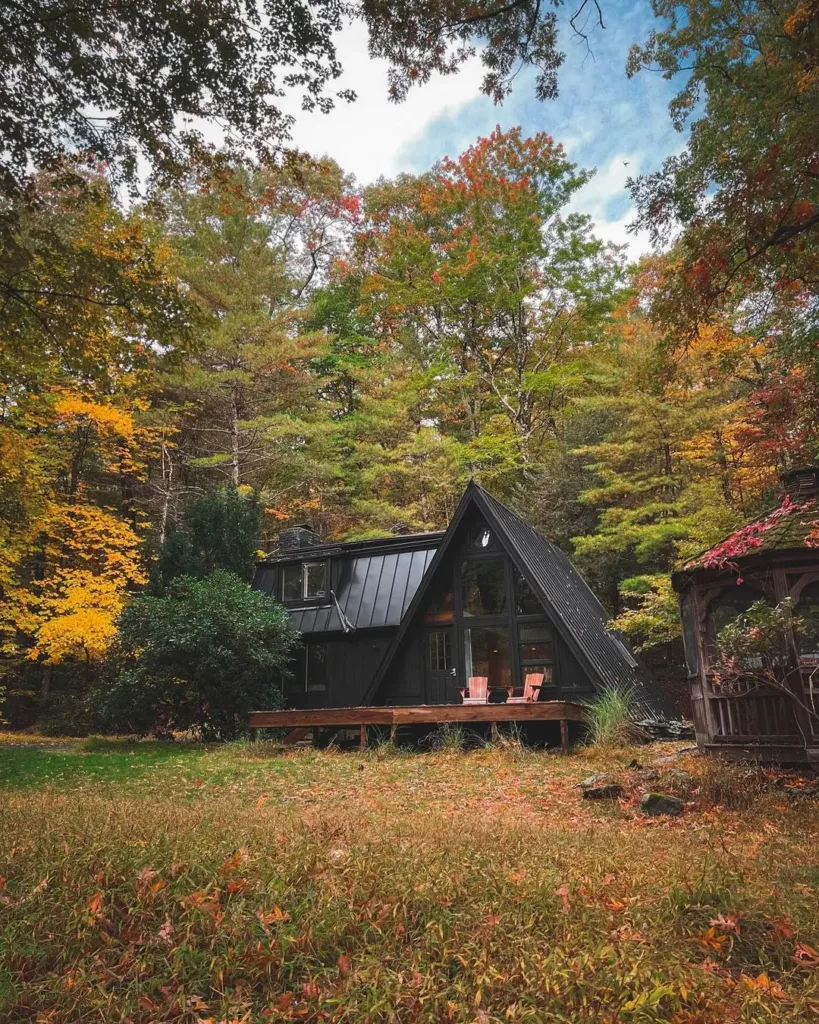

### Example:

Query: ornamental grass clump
xmin=585 ymin=685 xmax=638 ymax=748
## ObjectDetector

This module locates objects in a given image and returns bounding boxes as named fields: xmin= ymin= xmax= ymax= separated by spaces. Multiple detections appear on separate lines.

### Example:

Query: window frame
xmin=279 ymin=559 xmax=330 ymax=605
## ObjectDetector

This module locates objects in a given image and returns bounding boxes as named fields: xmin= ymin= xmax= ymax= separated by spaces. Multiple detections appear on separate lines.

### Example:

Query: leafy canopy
xmin=0 ymin=0 xmax=575 ymax=196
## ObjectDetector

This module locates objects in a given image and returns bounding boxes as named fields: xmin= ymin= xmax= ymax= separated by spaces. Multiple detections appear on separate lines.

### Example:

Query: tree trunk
xmin=39 ymin=664 xmax=52 ymax=708
xmin=230 ymin=389 xmax=241 ymax=487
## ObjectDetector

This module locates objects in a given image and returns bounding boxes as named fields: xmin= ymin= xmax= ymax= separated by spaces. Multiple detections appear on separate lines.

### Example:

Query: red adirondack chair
xmin=506 ymin=672 xmax=544 ymax=704
xmin=460 ymin=676 xmax=489 ymax=704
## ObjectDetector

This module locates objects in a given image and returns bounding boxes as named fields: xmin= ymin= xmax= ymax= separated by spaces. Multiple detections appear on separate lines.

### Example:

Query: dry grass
xmin=0 ymin=739 xmax=818 ymax=1022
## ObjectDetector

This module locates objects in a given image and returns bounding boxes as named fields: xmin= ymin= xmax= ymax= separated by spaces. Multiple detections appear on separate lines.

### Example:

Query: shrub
xmin=584 ymin=685 xmax=638 ymax=748
xmin=96 ymin=571 xmax=297 ymax=740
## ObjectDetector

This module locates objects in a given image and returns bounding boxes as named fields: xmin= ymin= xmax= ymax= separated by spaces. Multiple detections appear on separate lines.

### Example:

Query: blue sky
xmin=287 ymin=2 xmax=686 ymax=257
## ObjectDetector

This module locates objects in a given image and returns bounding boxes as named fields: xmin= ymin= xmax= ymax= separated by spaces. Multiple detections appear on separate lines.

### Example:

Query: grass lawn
xmin=0 ymin=735 xmax=817 ymax=1022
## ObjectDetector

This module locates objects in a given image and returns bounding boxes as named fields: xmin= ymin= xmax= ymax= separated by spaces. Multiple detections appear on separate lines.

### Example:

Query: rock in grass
xmin=582 ymin=783 xmax=624 ymax=800
xmin=640 ymin=792 xmax=684 ymax=816
xmin=576 ymin=773 xmax=613 ymax=789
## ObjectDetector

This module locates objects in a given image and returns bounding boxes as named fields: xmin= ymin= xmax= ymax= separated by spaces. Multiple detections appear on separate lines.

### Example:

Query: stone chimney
xmin=279 ymin=524 xmax=321 ymax=552
xmin=781 ymin=466 xmax=819 ymax=502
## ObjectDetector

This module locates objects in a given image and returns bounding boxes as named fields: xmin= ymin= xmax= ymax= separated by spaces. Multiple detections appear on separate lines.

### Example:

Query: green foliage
xmin=584 ymin=685 xmax=638 ymax=748
xmin=97 ymin=571 xmax=297 ymax=740
xmin=152 ymin=489 xmax=262 ymax=591
xmin=611 ymin=574 xmax=681 ymax=650
xmin=715 ymin=599 xmax=802 ymax=685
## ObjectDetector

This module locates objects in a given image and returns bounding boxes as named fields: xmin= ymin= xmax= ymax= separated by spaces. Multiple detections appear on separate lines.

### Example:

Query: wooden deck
xmin=249 ymin=701 xmax=587 ymax=751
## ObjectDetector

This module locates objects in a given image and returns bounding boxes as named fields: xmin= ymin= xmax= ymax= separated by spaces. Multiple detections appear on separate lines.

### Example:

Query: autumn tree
xmin=565 ymin=266 xmax=808 ymax=646
xmin=628 ymin=0 xmax=819 ymax=360
xmin=147 ymin=157 xmax=359 ymax=528
xmin=0 ymin=173 xmax=185 ymax=717
xmin=358 ymin=127 xmax=624 ymax=494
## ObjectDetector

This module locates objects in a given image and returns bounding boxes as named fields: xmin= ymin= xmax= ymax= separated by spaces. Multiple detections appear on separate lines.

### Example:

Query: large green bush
xmin=97 ymin=571 xmax=297 ymax=740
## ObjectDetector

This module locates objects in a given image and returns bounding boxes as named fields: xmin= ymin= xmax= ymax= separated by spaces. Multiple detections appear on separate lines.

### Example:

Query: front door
xmin=425 ymin=627 xmax=458 ymax=703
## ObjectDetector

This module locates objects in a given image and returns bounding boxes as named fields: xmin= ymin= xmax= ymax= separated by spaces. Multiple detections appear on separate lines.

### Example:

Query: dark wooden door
xmin=425 ymin=627 xmax=458 ymax=703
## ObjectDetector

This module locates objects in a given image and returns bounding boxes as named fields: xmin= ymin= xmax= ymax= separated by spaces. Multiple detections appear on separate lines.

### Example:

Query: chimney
xmin=279 ymin=523 xmax=321 ymax=552
xmin=781 ymin=466 xmax=819 ymax=502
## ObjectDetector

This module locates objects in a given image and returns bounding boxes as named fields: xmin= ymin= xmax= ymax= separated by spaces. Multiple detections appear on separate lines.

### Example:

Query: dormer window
xmin=280 ymin=561 xmax=328 ymax=603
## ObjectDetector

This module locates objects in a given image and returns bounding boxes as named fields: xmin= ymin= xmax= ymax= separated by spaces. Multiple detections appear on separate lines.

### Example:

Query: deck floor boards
xmin=249 ymin=701 xmax=586 ymax=729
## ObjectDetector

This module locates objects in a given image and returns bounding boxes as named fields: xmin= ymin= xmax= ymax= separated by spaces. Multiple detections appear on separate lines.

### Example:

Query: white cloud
xmin=284 ymin=21 xmax=486 ymax=185
xmin=568 ymin=152 xmax=651 ymax=255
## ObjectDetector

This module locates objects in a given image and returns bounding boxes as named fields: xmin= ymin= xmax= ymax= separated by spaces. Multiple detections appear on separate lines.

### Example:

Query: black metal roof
xmin=253 ymin=534 xmax=440 ymax=634
xmin=363 ymin=481 xmax=672 ymax=721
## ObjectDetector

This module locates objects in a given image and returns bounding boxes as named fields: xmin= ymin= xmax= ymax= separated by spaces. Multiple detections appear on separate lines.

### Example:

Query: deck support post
xmin=390 ymin=723 xmax=397 ymax=744
xmin=490 ymin=721 xmax=499 ymax=741
xmin=560 ymin=719 xmax=569 ymax=754
xmin=360 ymin=724 xmax=368 ymax=750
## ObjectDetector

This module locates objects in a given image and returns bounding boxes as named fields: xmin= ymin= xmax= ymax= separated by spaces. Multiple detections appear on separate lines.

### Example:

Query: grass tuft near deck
xmin=0 ymin=738 xmax=818 ymax=1021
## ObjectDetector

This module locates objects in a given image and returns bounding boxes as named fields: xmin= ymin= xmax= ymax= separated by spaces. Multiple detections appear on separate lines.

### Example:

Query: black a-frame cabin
xmin=253 ymin=481 xmax=671 ymax=722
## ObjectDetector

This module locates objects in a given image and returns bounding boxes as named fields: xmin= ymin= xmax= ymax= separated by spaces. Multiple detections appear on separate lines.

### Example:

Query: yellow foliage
xmin=53 ymin=394 xmax=134 ymax=437
xmin=8 ymin=504 xmax=147 ymax=665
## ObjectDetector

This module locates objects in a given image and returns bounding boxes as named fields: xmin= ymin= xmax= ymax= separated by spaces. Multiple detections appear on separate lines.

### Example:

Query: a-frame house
xmin=362 ymin=481 xmax=670 ymax=720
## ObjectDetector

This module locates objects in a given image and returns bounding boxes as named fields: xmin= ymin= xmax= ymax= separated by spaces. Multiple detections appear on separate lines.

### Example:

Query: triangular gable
xmin=363 ymin=481 xmax=671 ymax=720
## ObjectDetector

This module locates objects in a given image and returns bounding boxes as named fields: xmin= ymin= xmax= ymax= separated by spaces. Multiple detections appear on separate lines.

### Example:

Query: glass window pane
xmin=424 ymin=589 xmax=455 ymax=623
xmin=428 ymin=631 xmax=452 ymax=672
xmin=281 ymin=564 xmax=302 ymax=602
xmin=514 ymin=568 xmax=541 ymax=615
xmin=463 ymin=627 xmax=511 ymax=689
xmin=519 ymin=622 xmax=552 ymax=642
xmin=461 ymin=558 xmax=506 ymax=617
xmin=306 ymin=644 xmax=328 ymax=692
xmin=520 ymin=641 xmax=553 ymax=662
xmin=521 ymin=664 xmax=554 ymax=686
xmin=304 ymin=562 xmax=327 ymax=598
xmin=796 ymin=581 xmax=819 ymax=664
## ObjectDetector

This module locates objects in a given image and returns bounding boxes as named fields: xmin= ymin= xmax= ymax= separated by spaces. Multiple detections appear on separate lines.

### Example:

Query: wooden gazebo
xmin=672 ymin=468 xmax=819 ymax=764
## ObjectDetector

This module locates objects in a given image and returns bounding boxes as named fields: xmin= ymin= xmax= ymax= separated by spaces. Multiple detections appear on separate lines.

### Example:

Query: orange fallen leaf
xmin=740 ymin=972 xmax=787 ymax=999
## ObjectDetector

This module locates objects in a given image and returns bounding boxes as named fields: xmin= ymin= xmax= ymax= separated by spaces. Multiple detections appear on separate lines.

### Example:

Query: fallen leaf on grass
xmin=740 ymin=972 xmax=788 ymax=999
xmin=710 ymin=913 xmax=741 ymax=935
xmin=554 ymin=883 xmax=570 ymax=914
xmin=697 ymin=927 xmax=728 ymax=952
xmin=769 ymin=917 xmax=793 ymax=940
xmin=257 ymin=906 xmax=290 ymax=931
xmin=793 ymin=942 xmax=819 ymax=967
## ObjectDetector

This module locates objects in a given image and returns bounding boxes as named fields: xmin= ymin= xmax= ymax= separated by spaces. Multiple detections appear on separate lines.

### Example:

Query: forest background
xmin=1 ymin=0 xmax=817 ymax=730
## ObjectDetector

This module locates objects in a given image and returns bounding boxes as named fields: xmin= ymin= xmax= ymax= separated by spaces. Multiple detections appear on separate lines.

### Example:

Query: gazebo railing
xmin=708 ymin=690 xmax=800 ymax=742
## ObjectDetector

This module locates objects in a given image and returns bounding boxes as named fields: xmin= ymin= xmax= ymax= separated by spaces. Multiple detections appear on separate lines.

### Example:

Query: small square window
xmin=280 ymin=561 xmax=328 ymax=602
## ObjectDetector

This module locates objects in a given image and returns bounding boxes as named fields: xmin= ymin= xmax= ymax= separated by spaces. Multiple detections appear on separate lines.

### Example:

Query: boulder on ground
xmin=640 ymin=792 xmax=684 ymax=816
xmin=576 ymin=773 xmax=623 ymax=800
xmin=582 ymin=782 xmax=624 ymax=800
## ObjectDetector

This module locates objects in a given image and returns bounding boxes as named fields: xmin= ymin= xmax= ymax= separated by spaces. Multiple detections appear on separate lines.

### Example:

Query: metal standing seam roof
xmin=363 ymin=480 xmax=672 ymax=721
xmin=254 ymin=545 xmax=439 ymax=633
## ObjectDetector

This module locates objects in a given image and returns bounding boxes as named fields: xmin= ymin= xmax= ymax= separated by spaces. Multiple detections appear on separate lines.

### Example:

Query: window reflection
xmin=461 ymin=558 xmax=506 ymax=616
xmin=424 ymin=589 xmax=455 ymax=623
xmin=463 ymin=627 xmax=511 ymax=689
xmin=796 ymin=581 xmax=819 ymax=665
xmin=706 ymin=586 xmax=768 ymax=658
xmin=514 ymin=568 xmax=541 ymax=615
